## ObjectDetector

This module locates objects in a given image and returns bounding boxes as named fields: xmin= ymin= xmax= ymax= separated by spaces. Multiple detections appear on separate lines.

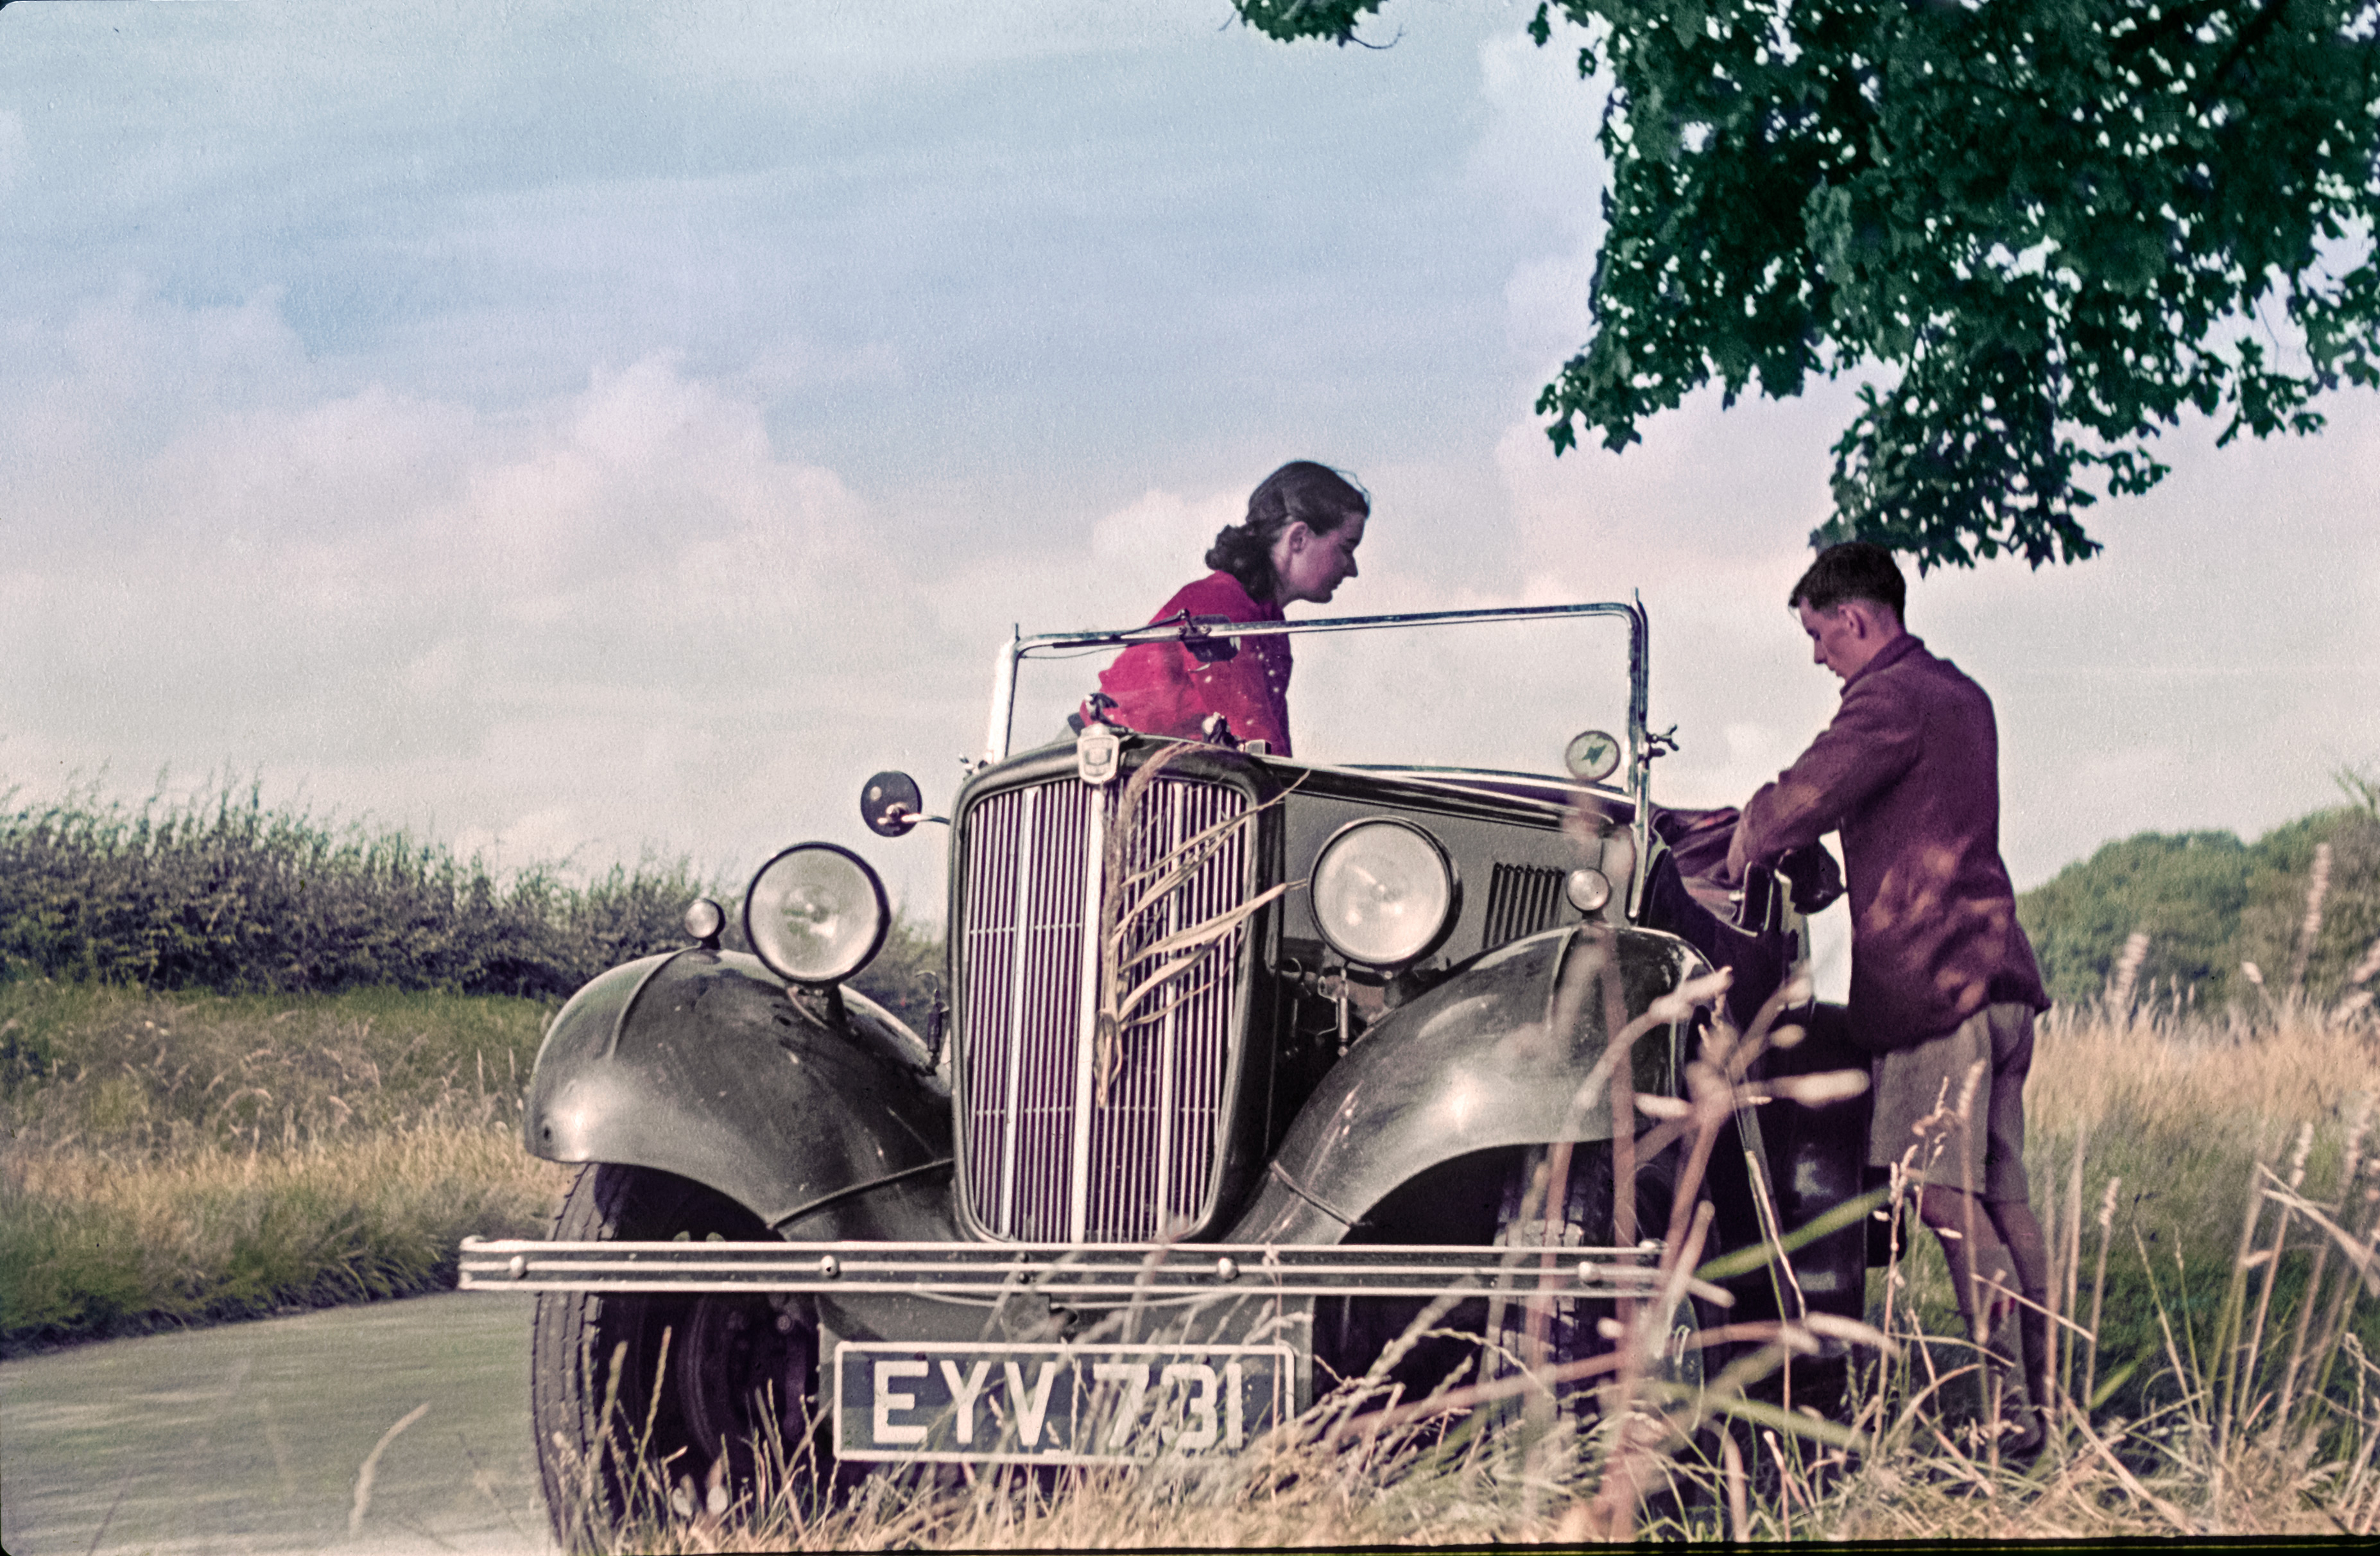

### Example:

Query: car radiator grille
xmin=956 ymin=772 xmax=1252 ymax=1242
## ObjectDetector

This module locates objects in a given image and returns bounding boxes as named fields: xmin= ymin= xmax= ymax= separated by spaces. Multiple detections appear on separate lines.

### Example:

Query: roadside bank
xmin=1 ymin=982 xmax=567 ymax=1355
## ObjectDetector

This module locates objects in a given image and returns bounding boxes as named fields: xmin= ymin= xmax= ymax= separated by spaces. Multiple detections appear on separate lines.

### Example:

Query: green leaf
xmin=1695 ymin=1186 xmax=1894 ymax=1282
xmin=1705 ymin=1392 xmax=1870 ymax=1451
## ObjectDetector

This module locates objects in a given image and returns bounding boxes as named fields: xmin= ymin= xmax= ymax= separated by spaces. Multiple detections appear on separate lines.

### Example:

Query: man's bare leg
xmin=1919 ymin=1186 xmax=2045 ymax=1453
xmin=1990 ymin=1198 xmax=2055 ymax=1442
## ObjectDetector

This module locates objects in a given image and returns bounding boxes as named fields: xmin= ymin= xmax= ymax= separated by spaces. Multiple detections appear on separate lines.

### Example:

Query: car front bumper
xmin=458 ymin=1236 xmax=1688 ymax=1304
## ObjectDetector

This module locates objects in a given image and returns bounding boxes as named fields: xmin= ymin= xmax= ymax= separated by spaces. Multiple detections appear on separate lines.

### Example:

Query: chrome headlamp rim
xmin=740 ymin=841 xmax=892 ymax=987
xmin=1310 ymin=816 xmax=1460 ymax=971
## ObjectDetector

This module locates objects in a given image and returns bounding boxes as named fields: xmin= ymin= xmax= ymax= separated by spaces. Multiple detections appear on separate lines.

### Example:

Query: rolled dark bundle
xmin=1641 ymin=805 xmax=1841 ymax=1030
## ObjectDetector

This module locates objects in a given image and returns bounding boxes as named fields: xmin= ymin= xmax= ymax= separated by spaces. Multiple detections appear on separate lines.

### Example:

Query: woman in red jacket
xmin=1087 ymin=461 xmax=1367 ymax=758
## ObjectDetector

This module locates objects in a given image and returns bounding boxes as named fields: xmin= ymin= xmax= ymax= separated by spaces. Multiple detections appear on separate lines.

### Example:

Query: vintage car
xmin=459 ymin=600 xmax=1872 ymax=1535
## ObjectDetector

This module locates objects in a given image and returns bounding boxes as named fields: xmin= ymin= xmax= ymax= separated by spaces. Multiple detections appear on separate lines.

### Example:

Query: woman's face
xmin=1270 ymin=511 xmax=1366 ymax=605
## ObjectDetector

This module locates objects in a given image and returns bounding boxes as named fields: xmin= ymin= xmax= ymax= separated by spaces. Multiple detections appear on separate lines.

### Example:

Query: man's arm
xmin=1728 ymin=675 xmax=1922 ymax=876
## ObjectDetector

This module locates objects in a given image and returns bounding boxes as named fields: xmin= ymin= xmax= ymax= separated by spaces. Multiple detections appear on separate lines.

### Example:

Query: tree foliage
xmin=2019 ymin=828 xmax=2254 ymax=1004
xmin=1235 ymin=1 xmax=2380 ymax=569
xmin=2017 ymin=793 xmax=2380 ymax=1010
xmin=2229 ymin=797 xmax=2380 ymax=1002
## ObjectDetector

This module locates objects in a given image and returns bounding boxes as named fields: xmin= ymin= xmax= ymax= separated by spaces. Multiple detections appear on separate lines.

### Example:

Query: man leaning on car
xmin=1727 ymin=540 xmax=2055 ymax=1453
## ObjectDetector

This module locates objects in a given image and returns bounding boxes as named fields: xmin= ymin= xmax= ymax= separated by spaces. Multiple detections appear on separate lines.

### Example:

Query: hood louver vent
xmin=1483 ymin=861 xmax=1566 ymax=951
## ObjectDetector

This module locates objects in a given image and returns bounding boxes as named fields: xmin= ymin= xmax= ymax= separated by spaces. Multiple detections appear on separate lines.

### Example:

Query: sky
xmin=5 ymin=0 xmax=2376 ymax=956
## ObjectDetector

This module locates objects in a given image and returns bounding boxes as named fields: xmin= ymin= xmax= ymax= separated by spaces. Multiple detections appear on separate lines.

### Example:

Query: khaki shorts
xmin=1867 ymin=1002 xmax=2035 ymax=1204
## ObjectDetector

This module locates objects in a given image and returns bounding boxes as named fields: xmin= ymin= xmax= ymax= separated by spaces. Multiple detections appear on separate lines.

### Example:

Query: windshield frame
xmin=985 ymin=599 xmax=1653 ymax=877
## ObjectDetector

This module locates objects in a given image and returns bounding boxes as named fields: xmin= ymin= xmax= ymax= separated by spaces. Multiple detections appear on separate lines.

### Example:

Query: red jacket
xmin=1092 ymin=572 xmax=1293 ymax=756
xmin=1733 ymin=634 xmax=2047 ymax=1051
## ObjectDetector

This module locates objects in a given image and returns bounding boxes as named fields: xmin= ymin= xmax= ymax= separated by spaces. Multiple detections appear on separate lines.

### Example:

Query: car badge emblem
xmin=1076 ymin=720 xmax=1121 ymax=786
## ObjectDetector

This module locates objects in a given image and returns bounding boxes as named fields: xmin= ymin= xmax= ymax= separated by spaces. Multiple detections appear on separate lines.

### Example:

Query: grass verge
xmin=2 ymin=1125 xmax=564 ymax=1349
xmin=0 ymin=980 xmax=567 ymax=1353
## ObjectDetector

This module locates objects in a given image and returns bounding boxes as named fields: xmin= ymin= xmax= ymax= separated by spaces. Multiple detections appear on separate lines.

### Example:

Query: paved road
xmin=1 ymin=1293 xmax=549 ymax=1555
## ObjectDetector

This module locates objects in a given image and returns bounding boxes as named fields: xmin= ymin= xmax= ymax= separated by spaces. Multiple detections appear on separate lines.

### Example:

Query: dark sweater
xmin=1734 ymin=634 xmax=2047 ymax=1052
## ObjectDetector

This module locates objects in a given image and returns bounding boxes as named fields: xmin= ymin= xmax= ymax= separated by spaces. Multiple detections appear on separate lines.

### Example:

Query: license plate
xmin=834 ymin=1342 xmax=1294 ymax=1464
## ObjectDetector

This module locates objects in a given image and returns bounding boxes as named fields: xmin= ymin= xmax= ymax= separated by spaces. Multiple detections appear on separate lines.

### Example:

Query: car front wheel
xmin=1483 ymin=1143 xmax=1700 ymax=1421
xmin=530 ymin=1164 xmax=823 ymax=1545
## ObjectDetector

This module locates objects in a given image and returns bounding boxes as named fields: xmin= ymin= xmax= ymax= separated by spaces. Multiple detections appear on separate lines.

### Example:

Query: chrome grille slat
xmin=962 ymin=788 xmax=1021 ymax=1235
xmin=994 ymin=786 xmax=1033 ymax=1234
xmin=1065 ymin=790 xmax=1105 ymax=1243
xmin=959 ymin=770 xmax=1250 ymax=1243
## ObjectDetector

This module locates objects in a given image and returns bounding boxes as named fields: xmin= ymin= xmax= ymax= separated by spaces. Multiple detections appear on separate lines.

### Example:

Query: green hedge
xmin=0 ymin=783 xmax=944 ymax=1025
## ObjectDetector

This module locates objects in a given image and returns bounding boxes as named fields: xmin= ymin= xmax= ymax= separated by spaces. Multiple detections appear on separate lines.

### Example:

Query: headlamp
xmin=1310 ymin=818 xmax=1458 ymax=969
xmin=1565 ymin=868 xmax=1613 ymax=913
xmin=742 ymin=843 xmax=891 ymax=986
xmin=682 ymin=897 xmax=726 ymax=944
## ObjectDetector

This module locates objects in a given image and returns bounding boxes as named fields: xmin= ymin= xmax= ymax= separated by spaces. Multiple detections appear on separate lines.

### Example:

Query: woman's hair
xmin=1205 ymin=461 xmax=1369 ymax=600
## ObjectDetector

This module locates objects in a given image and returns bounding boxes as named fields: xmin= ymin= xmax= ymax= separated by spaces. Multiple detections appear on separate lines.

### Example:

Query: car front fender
xmin=524 ymin=950 xmax=956 ymax=1240
xmin=1225 ymin=926 xmax=1702 ymax=1243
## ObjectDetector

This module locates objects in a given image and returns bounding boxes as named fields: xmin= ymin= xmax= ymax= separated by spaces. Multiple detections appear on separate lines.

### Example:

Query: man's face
xmin=1798 ymin=600 xmax=1875 ymax=681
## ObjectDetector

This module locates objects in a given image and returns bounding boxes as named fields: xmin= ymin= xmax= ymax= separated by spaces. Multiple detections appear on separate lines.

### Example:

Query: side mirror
xmin=861 ymin=771 xmax=924 ymax=837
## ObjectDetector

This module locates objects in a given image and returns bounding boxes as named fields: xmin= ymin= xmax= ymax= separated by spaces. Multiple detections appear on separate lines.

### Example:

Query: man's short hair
xmin=1790 ymin=541 xmax=1906 ymax=620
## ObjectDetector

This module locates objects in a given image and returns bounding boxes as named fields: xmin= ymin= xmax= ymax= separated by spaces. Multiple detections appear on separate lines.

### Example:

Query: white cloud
xmin=1087 ymin=488 xmax=1243 ymax=601
xmin=1503 ymin=246 xmax=1599 ymax=363
xmin=626 ymin=0 xmax=1242 ymax=87
xmin=7 ymin=1 xmax=2374 ymax=938
xmin=1 ymin=289 xmax=963 ymax=900
xmin=1447 ymin=4 xmax=2380 ymax=888
xmin=1470 ymin=15 xmax=1610 ymax=367
xmin=1488 ymin=386 xmax=1854 ymax=801
xmin=1469 ymin=17 xmax=1606 ymax=237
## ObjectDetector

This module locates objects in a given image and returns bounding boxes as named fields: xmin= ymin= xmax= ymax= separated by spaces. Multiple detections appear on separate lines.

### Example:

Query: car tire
xmin=531 ymin=1164 xmax=823 ymax=1545
xmin=1483 ymin=1143 xmax=1700 ymax=1421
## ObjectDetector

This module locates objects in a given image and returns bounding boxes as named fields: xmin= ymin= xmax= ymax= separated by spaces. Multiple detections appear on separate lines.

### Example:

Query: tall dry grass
xmin=2031 ymin=1005 xmax=2373 ymax=1144
xmin=11 ymin=975 xmax=2376 ymax=1538
xmin=10 ymin=845 xmax=2377 ymax=1539
xmin=0 ymin=912 xmax=942 ymax=1353
xmin=3 ymin=1124 xmax=565 ymax=1347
